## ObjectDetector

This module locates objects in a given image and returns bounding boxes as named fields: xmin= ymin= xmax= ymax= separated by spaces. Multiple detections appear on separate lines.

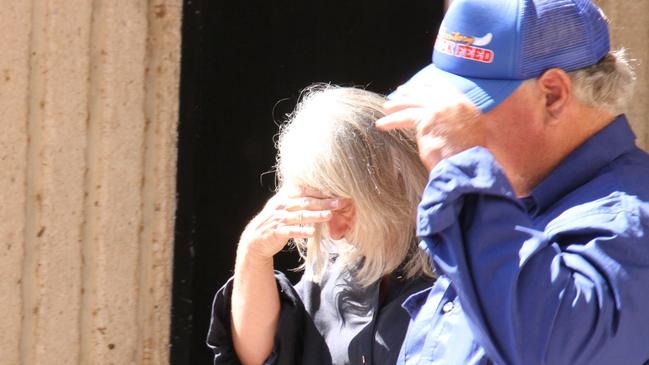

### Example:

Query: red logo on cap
xmin=435 ymin=29 xmax=495 ymax=64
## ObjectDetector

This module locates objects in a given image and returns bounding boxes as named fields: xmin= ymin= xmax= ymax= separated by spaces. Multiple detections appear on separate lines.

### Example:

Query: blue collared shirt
xmin=399 ymin=115 xmax=649 ymax=365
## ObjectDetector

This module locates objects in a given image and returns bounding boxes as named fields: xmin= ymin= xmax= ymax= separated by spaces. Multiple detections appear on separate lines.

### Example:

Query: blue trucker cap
xmin=391 ymin=0 xmax=611 ymax=113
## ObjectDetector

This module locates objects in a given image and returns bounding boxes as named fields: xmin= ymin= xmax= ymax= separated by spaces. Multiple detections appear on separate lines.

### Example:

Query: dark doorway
xmin=172 ymin=1 xmax=444 ymax=363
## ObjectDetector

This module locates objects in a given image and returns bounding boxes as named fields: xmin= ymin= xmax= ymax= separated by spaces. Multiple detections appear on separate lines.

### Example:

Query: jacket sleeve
xmin=418 ymin=147 xmax=649 ymax=365
xmin=206 ymin=271 xmax=313 ymax=365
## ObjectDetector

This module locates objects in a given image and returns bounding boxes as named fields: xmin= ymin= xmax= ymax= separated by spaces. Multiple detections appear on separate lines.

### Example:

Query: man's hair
xmin=569 ymin=49 xmax=636 ymax=115
xmin=276 ymin=84 xmax=433 ymax=286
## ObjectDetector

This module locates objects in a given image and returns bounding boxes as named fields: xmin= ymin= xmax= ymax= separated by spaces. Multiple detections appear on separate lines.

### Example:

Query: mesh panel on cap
xmin=577 ymin=0 xmax=610 ymax=60
xmin=518 ymin=0 xmax=608 ymax=78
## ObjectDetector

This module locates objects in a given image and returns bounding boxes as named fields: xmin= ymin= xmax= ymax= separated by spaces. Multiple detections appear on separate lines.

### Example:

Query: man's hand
xmin=376 ymin=84 xmax=485 ymax=171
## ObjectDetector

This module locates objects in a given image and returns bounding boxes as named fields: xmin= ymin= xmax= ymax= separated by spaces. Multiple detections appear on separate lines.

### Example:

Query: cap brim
xmin=389 ymin=64 xmax=524 ymax=113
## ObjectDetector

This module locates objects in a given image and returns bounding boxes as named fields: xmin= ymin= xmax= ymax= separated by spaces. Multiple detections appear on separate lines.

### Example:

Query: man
xmin=377 ymin=0 xmax=649 ymax=364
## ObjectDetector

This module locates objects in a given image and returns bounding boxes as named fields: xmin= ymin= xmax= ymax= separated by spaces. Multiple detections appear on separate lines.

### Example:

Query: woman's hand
xmin=237 ymin=190 xmax=341 ymax=262
xmin=231 ymin=189 xmax=341 ymax=365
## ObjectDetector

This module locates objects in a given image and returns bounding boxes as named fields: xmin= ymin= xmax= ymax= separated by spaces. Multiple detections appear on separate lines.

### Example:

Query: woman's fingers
xmin=280 ymin=196 xmax=341 ymax=212
xmin=280 ymin=209 xmax=332 ymax=225
xmin=275 ymin=224 xmax=315 ymax=238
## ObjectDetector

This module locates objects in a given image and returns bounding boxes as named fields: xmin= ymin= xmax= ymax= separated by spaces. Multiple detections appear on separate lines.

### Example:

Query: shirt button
xmin=442 ymin=301 xmax=454 ymax=313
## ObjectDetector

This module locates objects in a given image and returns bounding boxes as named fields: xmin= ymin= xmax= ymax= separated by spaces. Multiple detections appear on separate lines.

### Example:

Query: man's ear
xmin=537 ymin=68 xmax=572 ymax=120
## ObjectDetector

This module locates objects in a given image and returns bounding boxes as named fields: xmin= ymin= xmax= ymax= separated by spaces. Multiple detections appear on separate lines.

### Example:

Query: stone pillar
xmin=0 ymin=1 xmax=181 ymax=364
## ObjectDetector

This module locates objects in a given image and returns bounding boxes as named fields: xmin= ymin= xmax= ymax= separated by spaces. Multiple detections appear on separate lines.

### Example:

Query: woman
xmin=207 ymin=85 xmax=434 ymax=365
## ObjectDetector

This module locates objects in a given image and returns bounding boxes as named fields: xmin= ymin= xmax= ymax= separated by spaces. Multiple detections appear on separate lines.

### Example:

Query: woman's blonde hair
xmin=276 ymin=84 xmax=433 ymax=286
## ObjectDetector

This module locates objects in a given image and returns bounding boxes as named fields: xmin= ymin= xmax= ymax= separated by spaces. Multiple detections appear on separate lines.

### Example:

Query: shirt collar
xmin=525 ymin=115 xmax=637 ymax=216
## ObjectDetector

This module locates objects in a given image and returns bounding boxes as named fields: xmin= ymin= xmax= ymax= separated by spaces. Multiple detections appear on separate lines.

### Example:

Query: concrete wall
xmin=0 ymin=0 xmax=181 ymax=364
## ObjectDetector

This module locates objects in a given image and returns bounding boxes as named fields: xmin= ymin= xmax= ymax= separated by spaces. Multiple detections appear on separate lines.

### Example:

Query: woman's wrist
xmin=235 ymin=241 xmax=274 ymax=272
